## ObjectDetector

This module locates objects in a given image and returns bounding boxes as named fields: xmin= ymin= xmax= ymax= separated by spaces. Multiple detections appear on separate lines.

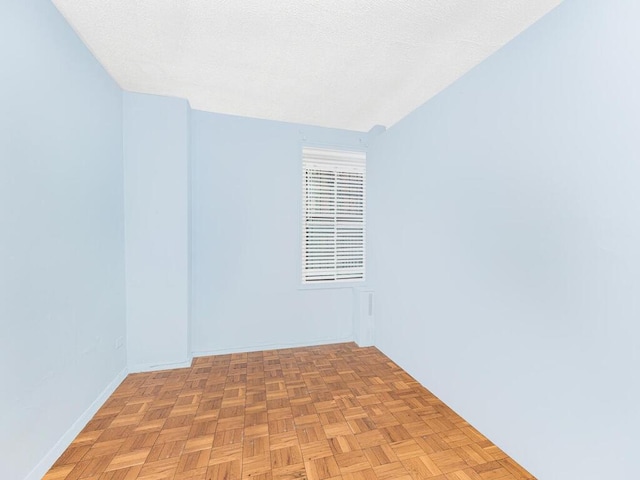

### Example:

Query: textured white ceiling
xmin=52 ymin=0 xmax=562 ymax=132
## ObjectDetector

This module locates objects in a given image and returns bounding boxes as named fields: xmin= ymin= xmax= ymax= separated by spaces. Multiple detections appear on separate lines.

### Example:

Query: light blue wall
xmin=191 ymin=111 xmax=372 ymax=354
xmin=123 ymin=92 xmax=191 ymax=371
xmin=368 ymin=0 xmax=639 ymax=478
xmin=0 ymin=1 xmax=126 ymax=479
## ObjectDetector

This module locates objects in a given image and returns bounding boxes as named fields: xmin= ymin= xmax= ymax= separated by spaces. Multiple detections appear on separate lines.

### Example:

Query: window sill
xmin=298 ymin=280 xmax=367 ymax=291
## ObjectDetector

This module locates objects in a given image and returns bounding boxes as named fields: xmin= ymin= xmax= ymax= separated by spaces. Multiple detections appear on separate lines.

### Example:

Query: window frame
xmin=300 ymin=146 xmax=366 ymax=286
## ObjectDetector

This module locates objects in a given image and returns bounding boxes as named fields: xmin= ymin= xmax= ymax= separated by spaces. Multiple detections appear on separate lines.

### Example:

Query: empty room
xmin=1 ymin=0 xmax=638 ymax=479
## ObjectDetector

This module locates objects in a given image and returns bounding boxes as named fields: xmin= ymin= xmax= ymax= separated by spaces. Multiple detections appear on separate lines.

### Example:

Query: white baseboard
xmin=25 ymin=367 xmax=129 ymax=480
xmin=191 ymin=337 xmax=355 ymax=358
xmin=128 ymin=358 xmax=193 ymax=374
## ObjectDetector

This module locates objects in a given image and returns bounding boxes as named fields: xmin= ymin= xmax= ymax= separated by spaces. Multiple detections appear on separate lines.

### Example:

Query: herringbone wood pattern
xmin=43 ymin=343 xmax=535 ymax=480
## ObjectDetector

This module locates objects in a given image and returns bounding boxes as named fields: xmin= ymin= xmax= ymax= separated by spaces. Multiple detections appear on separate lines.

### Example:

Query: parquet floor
xmin=43 ymin=343 xmax=535 ymax=480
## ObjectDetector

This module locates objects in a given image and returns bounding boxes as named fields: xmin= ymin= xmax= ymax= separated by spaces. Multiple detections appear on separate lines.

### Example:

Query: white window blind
xmin=302 ymin=147 xmax=366 ymax=284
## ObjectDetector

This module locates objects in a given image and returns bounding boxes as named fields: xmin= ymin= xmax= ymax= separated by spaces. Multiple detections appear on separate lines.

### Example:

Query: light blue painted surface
xmin=123 ymin=92 xmax=191 ymax=371
xmin=0 ymin=1 xmax=126 ymax=478
xmin=190 ymin=111 xmax=372 ymax=354
xmin=368 ymin=0 xmax=639 ymax=478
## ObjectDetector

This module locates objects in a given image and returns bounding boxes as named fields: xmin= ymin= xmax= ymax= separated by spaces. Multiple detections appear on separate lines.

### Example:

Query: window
xmin=302 ymin=147 xmax=366 ymax=284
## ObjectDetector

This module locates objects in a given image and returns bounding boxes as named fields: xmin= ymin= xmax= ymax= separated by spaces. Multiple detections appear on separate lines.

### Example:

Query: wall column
xmin=123 ymin=92 xmax=190 ymax=371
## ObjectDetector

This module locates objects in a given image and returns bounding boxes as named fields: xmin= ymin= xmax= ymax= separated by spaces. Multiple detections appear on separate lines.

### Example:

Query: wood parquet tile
xmin=44 ymin=343 xmax=536 ymax=480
